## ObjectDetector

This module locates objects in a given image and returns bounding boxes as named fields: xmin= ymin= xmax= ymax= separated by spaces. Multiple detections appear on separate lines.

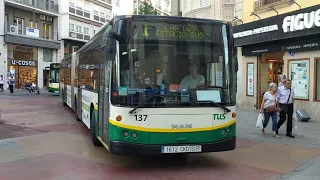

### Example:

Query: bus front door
xmin=99 ymin=57 xmax=111 ymax=143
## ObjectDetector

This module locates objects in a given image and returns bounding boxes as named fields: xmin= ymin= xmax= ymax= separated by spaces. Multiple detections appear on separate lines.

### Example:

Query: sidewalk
xmin=0 ymin=88 xmax=57 ymax=96
xmin=236 ymin=107 xmax=320 ymax=149
xmin=236 ymin=107 xmax=320 ymax=180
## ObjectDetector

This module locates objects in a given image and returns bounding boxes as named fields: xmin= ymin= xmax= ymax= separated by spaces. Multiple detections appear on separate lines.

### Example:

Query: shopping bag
xmin=256 ymin=113 xmax=264 ymax=129
xmin=292 ymin=110 xmax=298 ymax=130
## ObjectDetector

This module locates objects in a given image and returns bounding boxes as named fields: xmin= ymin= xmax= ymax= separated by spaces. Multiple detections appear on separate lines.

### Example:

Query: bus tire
xmin=91 ymin=110 xmax=101 ymax=146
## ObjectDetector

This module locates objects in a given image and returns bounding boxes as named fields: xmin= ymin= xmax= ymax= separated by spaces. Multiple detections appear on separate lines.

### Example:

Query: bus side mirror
xmin=106 ymin=38 xmax=116 ymax=59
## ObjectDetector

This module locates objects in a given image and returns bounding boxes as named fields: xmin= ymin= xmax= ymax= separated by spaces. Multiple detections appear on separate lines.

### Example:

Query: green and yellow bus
xmin=46 ymin=63 xmax=60 ymax=93
xmin=60 ymin=15 xmax=237 ymax=155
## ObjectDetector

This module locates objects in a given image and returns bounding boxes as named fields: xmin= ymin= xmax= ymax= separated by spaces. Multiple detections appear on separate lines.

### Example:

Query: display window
xmin=7 ymin=44 xmax=38 ymax=89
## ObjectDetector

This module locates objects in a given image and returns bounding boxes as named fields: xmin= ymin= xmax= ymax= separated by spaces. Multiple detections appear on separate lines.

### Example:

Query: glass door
xmin=43 ymin=24 xmax=51 ymax=39
xmin=14 ymin=17 xmax=24 ymax=35
xmin=98 ymin=48 xmax=112 ymax=142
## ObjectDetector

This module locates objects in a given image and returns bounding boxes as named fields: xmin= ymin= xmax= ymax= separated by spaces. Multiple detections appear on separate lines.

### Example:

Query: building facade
xmin=113 ymin=0 xmax=171 ymax=16
xmin=180 ymin=0 xmax=235 ymax=22
xmin=234 ymin=0 xmax=320 ymax=121
xmin=59 ymin=0 xmax=115 ymax=57
xmin=1 ymin=0 xmax=61 ymax=89
xmin=133 ymin=0 xmax=171 ymax=15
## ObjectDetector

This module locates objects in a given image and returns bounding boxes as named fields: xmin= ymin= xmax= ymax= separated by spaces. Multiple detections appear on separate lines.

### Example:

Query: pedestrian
xmin=276 ymin=79 xmax=294 ymax=138
xmin=25 ymin=79 xmax=34 ymax=95
xmin=7 ymin=76 xmax=15 ymax=94
xmin=278 ymin=75 xmax=286 ymax=87
xmin=259 ymin=82 xmax=280 ymax=138
xmin=0 ymin=75 xmax=4 ymax=92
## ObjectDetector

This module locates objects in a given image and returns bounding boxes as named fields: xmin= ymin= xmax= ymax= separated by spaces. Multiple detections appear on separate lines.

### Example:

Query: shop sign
xmin=283 ymin=9 xmax=320 ymax=33
xmin=233 ymin=25 xmax=278 ymax=39
xmin=11 ymin=60 xmax=36 ymax=66
xmin=233 ymin=5 xmax=320 ymax=46
xmin=242 ymin=43 xmax=282 ymax=56
xmin=284 ymin=38 xmax=320 ymax=52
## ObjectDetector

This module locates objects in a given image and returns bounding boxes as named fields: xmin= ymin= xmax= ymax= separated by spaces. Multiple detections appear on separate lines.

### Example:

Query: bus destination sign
xmin=137 ymin=22 xmax=213 ymax=42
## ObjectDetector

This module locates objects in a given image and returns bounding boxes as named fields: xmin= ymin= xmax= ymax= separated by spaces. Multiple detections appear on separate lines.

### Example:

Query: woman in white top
xmin=259 ymin=83 xmax=280 ymax=138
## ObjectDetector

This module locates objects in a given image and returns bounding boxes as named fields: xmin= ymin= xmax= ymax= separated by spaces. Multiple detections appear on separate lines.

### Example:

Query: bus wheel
xmin=91 ymin=111 xmax=102 ymax=146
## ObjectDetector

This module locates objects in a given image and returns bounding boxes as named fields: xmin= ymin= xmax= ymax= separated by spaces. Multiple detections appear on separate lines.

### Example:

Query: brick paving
xmin=0 ymin=95 xmax=319 ymax=180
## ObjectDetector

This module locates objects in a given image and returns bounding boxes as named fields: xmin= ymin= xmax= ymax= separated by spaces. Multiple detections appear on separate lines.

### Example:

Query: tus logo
xmin=213 ymin=114 xmax=226 ymax=120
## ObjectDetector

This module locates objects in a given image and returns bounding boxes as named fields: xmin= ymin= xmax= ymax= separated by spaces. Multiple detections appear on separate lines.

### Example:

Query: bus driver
xmin=180 ymin=64 xmax=205 ymax=89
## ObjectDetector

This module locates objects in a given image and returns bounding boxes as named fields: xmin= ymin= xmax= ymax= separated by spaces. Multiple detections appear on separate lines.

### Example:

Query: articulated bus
xmin=60 ymin=15 xmax=237 ymax=155
xmin=46 ymin=63 xmax=60 ymax=93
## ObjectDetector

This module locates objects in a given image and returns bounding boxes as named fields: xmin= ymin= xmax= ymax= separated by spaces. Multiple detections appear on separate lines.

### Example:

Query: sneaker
xmin=273 ymin=132 xmax=280 ymax=138
xmin=261 ymin=129 xmax=265 ymax=135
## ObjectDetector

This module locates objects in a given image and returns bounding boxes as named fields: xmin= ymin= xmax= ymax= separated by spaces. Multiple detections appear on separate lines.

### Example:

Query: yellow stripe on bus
xmin=109 ymin=119 xmax=236 ymax=133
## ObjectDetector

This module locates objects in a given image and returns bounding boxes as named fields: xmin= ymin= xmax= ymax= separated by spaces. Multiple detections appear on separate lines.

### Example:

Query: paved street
xmin=0 ymin=93 xmax=320 ymax=180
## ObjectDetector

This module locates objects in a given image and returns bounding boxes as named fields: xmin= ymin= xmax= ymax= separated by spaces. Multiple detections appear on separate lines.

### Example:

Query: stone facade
xmin=237 ymin=49 xmax=320 ymax=121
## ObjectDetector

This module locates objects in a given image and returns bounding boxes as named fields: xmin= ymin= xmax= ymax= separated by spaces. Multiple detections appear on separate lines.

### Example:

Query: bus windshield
xmin=50 ymin=67 xmax=60 ymax=83
xmin=111 ymin=18 xmax=236 ymax=107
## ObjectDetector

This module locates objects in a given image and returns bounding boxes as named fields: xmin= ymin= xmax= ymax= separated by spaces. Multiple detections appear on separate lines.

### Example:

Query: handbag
xmin=280 ymin=88 xmax=291 ymax=113
xmin=266 ymin=105 xmax=277 ymax=113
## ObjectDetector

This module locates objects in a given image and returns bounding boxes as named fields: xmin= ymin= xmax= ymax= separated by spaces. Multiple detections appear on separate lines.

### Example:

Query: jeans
xmin=263 ymin=110 xmax=278 ymax=132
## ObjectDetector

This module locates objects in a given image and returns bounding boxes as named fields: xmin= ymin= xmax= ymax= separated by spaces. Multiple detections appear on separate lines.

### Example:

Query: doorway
xmin=43 ymin=69 xmax=49 ymax=88
xmin=258 ymin=54 xmax=284 ymax=109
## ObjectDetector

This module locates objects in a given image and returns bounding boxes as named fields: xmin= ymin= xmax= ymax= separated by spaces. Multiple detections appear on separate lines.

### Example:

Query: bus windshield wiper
xmin=129 ymin=94 xmax=158 ymax=114
xmin=197 ymin=101 xmax=231 ymax=113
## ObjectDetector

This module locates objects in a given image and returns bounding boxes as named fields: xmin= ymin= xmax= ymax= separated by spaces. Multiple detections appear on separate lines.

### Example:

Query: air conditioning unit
xmin=40 ymin=15 xmax=46 ymax=20
xmin=9 ymin=25 xmax=18 ymax=34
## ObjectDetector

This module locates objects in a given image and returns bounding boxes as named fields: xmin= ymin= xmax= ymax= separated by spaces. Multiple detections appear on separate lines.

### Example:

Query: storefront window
xmin=7 ymin=44 xmax=38 ymax=88
xmin=316 ymin=59 xmax=320 ymax=101
xmin=288 ymin=59 xmax=309 ymax=100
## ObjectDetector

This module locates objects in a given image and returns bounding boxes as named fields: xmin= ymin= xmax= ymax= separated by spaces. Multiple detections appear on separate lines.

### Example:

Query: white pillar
xmin=37 ymin=48 xmax=44 ymax=89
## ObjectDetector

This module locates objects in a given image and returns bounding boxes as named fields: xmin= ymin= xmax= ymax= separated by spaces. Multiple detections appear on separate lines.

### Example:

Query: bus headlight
xmin=227 ymin=126 xmax=232 ymax=133
xmin=221 ymin=130 xmax=226 ymax=136
xmin=131 ymin=132 xmax=137 ymax=139
xmin=122 ymin=130 xmax=129 ymax=137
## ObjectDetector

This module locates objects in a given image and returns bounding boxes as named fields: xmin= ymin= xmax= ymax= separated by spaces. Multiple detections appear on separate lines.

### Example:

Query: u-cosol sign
xmin=11 ymin=60 xmax=36 ymax=66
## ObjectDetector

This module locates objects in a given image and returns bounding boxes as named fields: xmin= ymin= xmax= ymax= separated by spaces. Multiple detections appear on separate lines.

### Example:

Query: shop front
xmin=7 ymin=44 xmax=38 ymax=89
xmin=233 ymin=4 xmax=320 ymax=121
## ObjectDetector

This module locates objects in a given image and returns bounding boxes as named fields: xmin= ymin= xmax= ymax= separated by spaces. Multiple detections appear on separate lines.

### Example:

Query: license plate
xmin=161 ymin=145 xmax=202 ymax=153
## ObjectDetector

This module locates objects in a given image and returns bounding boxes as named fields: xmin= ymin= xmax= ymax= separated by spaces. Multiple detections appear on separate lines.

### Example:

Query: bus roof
xmin=71 ymin=15 xmax=231 ymax=57
xmin=113 ymin=14 xmax=227 ymax=24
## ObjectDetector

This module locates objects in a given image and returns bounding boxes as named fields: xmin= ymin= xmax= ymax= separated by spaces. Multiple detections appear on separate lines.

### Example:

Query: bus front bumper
xmin=109 ymin=136 xmax=236 ymax=155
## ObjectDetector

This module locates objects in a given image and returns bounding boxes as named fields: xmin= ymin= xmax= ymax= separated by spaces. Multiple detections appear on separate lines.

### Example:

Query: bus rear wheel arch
xmin=90 ymin=104 xmax=101 ymax=146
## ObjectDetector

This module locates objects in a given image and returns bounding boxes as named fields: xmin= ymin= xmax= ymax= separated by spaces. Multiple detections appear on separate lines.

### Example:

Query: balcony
xmin=4 ymin=22 xmax=60 ymax=49
xmin=5 ymin=0 xmax=59 ymax=15
xmin=86 ymin=0 xmax=113 ymax=9
xmin=69 ymin=5 xmax=112 ymax=26
xmin=253 ymin=0 xmax=293 ymax=13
